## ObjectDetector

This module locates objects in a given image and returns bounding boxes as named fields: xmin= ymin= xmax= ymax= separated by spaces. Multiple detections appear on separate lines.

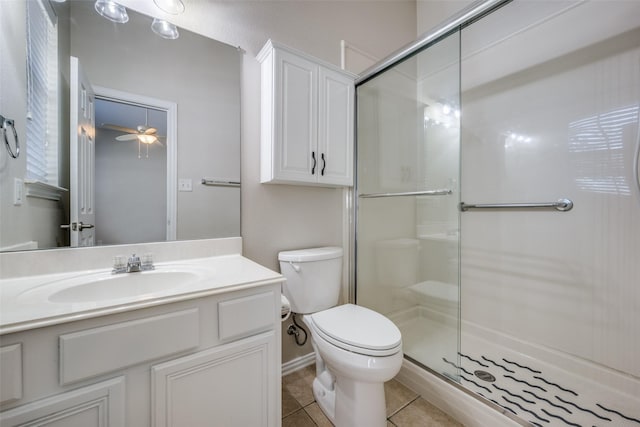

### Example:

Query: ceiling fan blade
xmin=153 ymin=139 xmax=165 ymax=147
xmin=101 ymin=123 xmax=137 ymax=134
xmin=144 ymin=127 xmax=158 ymax=135
xmin=115 ymin=134 xmax=140 ymax=141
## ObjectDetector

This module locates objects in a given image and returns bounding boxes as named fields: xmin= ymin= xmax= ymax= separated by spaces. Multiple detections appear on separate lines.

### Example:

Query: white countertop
xmin=0 ymin=254 xmax=283 ymax=335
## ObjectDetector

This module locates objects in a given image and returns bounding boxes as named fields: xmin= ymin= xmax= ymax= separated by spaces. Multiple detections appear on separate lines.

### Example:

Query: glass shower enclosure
xmin=356 ymin=29 xmax=461 ymax=380
xmin=355 ymin=1 xmax=640 ymax=425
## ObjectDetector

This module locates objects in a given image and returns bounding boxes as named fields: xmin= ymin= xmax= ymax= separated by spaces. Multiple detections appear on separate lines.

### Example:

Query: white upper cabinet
xmin=258 ymin=40 xmax=355 ymax=187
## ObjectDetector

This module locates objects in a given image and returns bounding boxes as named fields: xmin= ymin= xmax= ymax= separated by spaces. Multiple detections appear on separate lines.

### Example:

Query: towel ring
xmin=1 ymin=115 xmax=20 ymax=159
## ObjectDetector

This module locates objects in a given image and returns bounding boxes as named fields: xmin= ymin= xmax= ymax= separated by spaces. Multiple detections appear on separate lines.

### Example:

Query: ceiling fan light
xmin=153 ymin=0 xmax=185 ymax=15
xmin=94 ymin=0 xmax=129 ymax=24
xmin=151 ymin=19 xmax=179 ymax=40
xmin=138 ymin=134 xmax=157 ymax=144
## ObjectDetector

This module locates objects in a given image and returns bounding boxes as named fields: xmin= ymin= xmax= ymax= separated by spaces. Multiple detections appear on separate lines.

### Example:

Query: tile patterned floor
xmin=282 ymin=364 xmax=464 ymax=426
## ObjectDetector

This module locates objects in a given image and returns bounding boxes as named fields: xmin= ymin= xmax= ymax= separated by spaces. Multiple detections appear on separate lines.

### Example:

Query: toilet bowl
xmin=304 ymin=304 xmax=403 ymax=427
xmin=279 ymin=247 xmax=403 ymax=427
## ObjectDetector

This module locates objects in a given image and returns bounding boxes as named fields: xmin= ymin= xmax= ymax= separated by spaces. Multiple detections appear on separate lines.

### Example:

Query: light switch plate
xmin=178 ymin=178 xmax=193 ymax=192
xmin=13 ymin=178 xmax=23 ymax=205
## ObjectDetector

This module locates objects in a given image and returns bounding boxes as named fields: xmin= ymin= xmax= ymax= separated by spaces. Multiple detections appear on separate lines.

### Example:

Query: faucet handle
xmin=141 ymin=253 xmax=155 ymax=270
xmin=112 ymin=255 xmax=127 ymax=274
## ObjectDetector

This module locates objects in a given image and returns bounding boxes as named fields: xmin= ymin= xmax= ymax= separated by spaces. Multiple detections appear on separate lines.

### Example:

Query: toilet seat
xmin=309 ymin=304 xmax=402 ymax=357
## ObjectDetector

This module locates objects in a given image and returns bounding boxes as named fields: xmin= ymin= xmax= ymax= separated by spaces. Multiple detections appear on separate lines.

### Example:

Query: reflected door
xmin=69 ymin=56 xmax=96 ymax=247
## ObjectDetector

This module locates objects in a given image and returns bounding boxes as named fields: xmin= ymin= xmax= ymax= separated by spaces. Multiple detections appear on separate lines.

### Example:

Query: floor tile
xmin=389 ymin=397 xmax=464 ymax=427
xmin=304 ymin=402 xmax=333 ymax=427
xmin=282 ymin=387 xmax=302 ymax=418
xmin=282 ymin=364 xmax=316 ymax=407
xmin=282 ymin=365 xmax=464 ymax=427
xmin=282 ymin=408 xmax=317 ymax=427
xmin=385 ymin=378 xmax=419 ymax=417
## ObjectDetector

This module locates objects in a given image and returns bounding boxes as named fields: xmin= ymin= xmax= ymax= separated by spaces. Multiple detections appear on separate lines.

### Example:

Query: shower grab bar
xmin=359 ymin=189 xmax=452 ymax=198
xmin=459 ymin=198 xmax=573 ymax=212
xmin=201 ymin=179 xmax=240 ymax=188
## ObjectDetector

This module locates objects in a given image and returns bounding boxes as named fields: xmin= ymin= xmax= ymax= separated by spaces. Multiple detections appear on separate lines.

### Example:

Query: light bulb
xmin=153 ymin=0 xmax=185 ymax=15
xmin=151 ymin=18 xmax=179 ymax=39
xmin=94 ymin=0 xmax=128 ymax=24
xmin=138 ymin=134 xmax=157 ymax=144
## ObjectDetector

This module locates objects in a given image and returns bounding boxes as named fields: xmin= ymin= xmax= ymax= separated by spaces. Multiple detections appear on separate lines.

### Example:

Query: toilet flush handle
xmin=289 ymin=261 xmax=301 ymax=273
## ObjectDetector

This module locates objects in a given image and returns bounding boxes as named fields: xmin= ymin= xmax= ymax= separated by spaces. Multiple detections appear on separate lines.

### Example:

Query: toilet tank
xmin=278 ymin=247 xmax=343 ymax=314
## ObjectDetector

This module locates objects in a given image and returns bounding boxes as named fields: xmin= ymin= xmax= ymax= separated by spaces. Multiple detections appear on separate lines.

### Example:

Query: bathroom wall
xmin=0 ymin=1 xmax=69 ymax=251
xmin=460 ymin=0 xmax=640 ymax=380
xmin=417 ymin=0 xmax=473 ymax=35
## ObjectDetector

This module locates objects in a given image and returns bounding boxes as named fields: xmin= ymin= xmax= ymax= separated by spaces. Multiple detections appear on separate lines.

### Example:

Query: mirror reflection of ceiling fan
xmin=101 ymin=123 xmax=164 ymax=146
xmin=99 ymin=105 xmax=165 ymax=158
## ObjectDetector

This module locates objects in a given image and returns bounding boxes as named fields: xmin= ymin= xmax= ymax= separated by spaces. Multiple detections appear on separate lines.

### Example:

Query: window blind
xmin=26 ymin=0 xmax=58 ymax=185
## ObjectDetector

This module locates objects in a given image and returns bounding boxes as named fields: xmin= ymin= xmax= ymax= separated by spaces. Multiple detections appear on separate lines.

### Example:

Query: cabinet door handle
xmin=321 ymin=153 xmax=326 ymax=176
xmin=311 ymin=151 xmax=316 ymax=175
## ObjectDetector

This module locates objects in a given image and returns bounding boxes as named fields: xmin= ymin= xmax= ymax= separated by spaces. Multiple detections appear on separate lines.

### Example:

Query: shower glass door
xmin=355 ymin=30 xmax=461 ymax=379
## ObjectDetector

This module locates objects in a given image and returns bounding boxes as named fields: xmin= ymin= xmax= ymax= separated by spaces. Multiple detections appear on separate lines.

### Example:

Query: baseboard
xmin=395 ymin=359 xmax=525 ymax=427
xmin=282 ymin=352 xmax=315 ymax=377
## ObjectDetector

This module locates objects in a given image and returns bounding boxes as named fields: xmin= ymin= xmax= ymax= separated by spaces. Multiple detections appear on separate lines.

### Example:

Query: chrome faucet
xmin=112 ymin=253 xmax=154 ymax=274
xmin=126 ymin=254 xmax=142 ymax=273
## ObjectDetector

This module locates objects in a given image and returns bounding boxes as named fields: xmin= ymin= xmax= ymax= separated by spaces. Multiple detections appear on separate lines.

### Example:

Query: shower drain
xmin=474 ymin=370 xmax=496 ymax=382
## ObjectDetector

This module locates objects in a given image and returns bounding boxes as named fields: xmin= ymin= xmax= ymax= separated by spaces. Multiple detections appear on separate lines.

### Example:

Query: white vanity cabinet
xmin=258 ymin=40 xmax=355 ymax=187
xmin=0 ymin=284 xmax=282 ymax=427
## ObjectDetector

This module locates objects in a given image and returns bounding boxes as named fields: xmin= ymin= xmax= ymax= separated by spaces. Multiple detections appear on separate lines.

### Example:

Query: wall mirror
xmin=0 ymin=0 xmax=241 ymax=252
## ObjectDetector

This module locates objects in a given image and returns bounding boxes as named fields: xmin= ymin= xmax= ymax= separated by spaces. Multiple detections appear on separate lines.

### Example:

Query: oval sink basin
xmin=48 ymin=271 xmax=199 ymax=303
xmin=17 ymin=267 xmax=209 ymax=305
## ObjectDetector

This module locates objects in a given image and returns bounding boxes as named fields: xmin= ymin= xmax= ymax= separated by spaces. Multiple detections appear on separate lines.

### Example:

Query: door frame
xmin=94 ymin=86 xmax=178 ymax=241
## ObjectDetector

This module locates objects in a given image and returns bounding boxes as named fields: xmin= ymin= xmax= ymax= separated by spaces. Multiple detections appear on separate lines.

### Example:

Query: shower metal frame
xmin=355 ymin=0 xmax=511 ymax=86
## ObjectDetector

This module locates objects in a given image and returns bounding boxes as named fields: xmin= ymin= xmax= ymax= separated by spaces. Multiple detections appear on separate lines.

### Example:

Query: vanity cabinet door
xmin=152 ymin=331 xmax=277 ymax=427
xmin=0 ymin=377 xmax=124 ymax=427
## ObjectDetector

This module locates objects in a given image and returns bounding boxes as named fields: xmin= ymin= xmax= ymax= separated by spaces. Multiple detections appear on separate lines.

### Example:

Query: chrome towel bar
xmin=359 ymin=189 xmax=452 ymax=198
xmin=459 ymin=198 xmax=573 ymax=212
xmin=201 ymin=179 xmax=240 ymax=188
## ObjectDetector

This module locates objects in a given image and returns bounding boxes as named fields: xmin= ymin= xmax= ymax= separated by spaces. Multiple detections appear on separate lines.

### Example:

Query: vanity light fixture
xmin=153 ymin=0 xmax=185 ymax=15
xmin=94 ymin=0 xmax=129 ymax=24
xmin=151 ymin=19 xmax=180 ymax=40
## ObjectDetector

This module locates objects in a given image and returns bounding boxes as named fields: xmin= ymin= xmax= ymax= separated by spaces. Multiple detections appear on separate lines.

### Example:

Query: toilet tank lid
xmin=278 ymin=247 xmax=343 ymax=262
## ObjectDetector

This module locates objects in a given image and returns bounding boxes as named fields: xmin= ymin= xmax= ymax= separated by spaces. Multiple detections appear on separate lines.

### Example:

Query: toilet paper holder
xmin=281 ymin=294 xmax=291 ymax=321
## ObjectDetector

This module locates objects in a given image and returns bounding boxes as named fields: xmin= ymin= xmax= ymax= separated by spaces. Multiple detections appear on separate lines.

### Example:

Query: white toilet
xmin=279 ymin=247 xmax=403 ymax=427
